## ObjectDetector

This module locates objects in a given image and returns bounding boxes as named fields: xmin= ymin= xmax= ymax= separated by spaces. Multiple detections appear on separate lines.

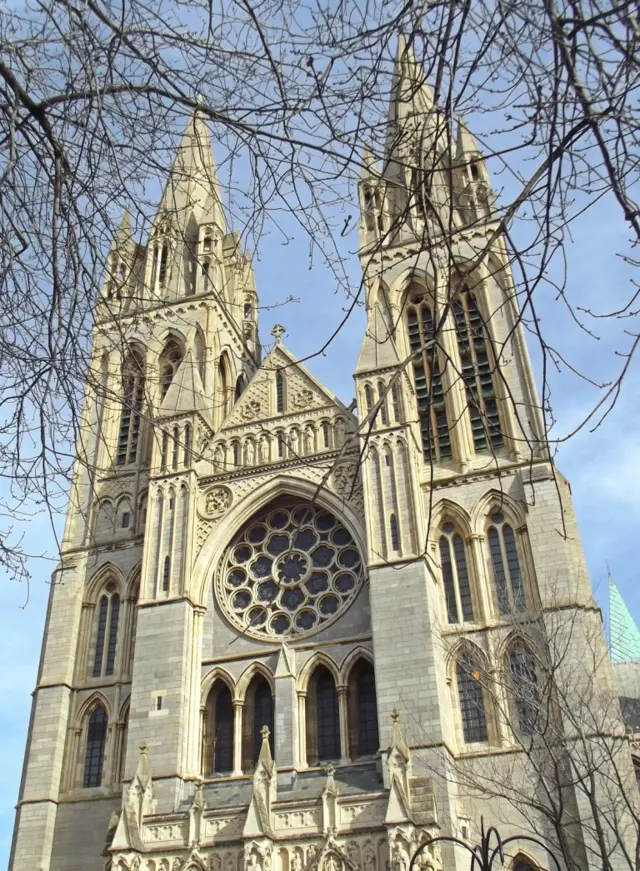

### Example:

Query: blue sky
xmin=1 ymin=125 xmax=638 ymax=867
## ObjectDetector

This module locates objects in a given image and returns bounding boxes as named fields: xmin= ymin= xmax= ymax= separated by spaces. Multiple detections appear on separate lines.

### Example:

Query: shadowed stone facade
xmin=10 ymin=36 xmax=639 ymax=871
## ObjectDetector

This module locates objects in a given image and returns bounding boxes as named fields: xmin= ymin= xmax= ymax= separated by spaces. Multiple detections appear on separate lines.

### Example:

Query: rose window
xmin=216 ymin=500 xmax=364 ymax=639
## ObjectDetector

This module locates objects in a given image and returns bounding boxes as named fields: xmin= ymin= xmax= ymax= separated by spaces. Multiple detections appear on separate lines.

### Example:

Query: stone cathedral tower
xmin=10 ymin=38 xmax=637 ymax=871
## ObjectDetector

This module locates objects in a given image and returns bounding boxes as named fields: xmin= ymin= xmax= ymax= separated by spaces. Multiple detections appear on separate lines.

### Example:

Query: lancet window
xmin=487 ymin=512 xmax=526 ymax=615
xmin=92 ymin=582 xmax=120 ymax=677
xmin=307 ymin=666 xmax=341 ymax=766
xmin=83 ymin=705 xmax=108 ymax=788
xmin=160 ymin=339 xmax=183 ymax=400
xmin=275 ymin=370 xmax=285 ymax=414
xmin=117 ymin=350 xmax=145 ymax=466
xmin=203 ymin=681 xmax=234 ymax=776
xmin=347 ymin=659 xmax=379 ymax=758
xmin=456 ymin=652 xmax=489 ymax=744
xmin=439 ymin=522 xmax=474 ymax=624
xmin=508 ymin=642 xmax=540 ymax=735
xmin=452 ymin=287 xmax=503 ymax=453
xmin=218 ymin=354 xmax=233 ymax=419
xmin=406 ymin=295 xmax=452 ymax=463
xmin=242 ymin=675 xmax=274 ymax=771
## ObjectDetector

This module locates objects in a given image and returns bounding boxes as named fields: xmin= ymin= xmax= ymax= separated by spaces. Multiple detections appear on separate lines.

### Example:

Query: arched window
xmin=377 ymin=382 xmax=388 ymax=425
xmin=275 ymin=370 xmax=285 ymax=414
xmin=390 ymin=514 xmax=400 ymax=552
xmin=203 ymin=681 xmax=234 ymax=776
xmin=233 ymin=442 xmax=241 ymax=467
xmin=364 ymin=384 xmax=374 ymax=415
xmin=242 ymin=675 xmax=274 ymax=772
xmin=184 ymin=423 xmax=192 ymax=467
xmin=391 ymin=381 xmax=402 ymax=423
xmin=194 ymin=330 xmax=206 ymax=385
xmin=307 ymin=666 xmax=340 ymax=766
xmin=235 ymin=374 xmax=246 ymax=401
xmin=508 ymin=642 xmax=539 ymax=735
xmin=117 ymin=350 xmax=145 ymax=466
xmin=277 ymin=432 xmax=285 ymax=459
xmin=439 ymin=522 xmax=474 ymax=624
xmin=406 ymin=294 xmax=452 ymax=463
xmin=513 ymin=857 xmax=538 ymax=871
xmin=218 ymin=354 xmax=233 ymax=418
xmin=203 ymin=233 xmax=212 ymax=254
xmin=160 ymin=339 xmax=183 ymax=400
xmin=162 ymin=555 xmax=170 ymax=592
xmin=347 ymin=660 xmax=379 ymax=759
xmin=161 ymin=430 xmax=169 ymax=472
xmin=158 ymin=243 xmax=169 ymax=287
xmin=83 ymin=705 xmax=108 ymax=788
xmin=172 ymin=425 xmax=180 ymax=470
xmin=487 ymin=512 xmax=526 ymax=615
xmin=93 ymin=583 xmax=120 ymax=677
xmin=456 ymin=653 xmax=488 ymax=744
xmin=452 ymin=287 xmax=503 ymax=453
xmin=322 ymin=421 xmax=330 ymax=449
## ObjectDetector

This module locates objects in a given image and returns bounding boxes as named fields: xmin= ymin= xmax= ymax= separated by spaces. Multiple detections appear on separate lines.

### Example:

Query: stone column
xmin=233 ymin=702 xmax=243 ymax=776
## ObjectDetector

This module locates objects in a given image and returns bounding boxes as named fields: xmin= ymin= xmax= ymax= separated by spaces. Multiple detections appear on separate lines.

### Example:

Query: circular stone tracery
xmin=216 ymin=500 xmax=364 ymax=639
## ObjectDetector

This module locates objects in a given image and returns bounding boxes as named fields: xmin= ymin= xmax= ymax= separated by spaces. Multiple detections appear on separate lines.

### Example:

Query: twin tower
xmin=10 ymin=37 xmax=631 ymax=871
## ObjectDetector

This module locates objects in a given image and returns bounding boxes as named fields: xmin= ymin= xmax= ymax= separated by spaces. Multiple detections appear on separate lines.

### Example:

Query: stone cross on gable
xmin=270 ymin=324 xmax=286 ymax=344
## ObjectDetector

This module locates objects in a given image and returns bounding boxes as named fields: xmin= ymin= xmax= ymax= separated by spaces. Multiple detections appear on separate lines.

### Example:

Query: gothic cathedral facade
xmin=10 ymin=38 xmax=636 ymax=871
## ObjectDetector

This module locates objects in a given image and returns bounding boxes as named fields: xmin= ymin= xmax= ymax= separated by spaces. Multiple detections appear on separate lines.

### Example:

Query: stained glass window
xmin=351 ymin=661 xmax=379 ymax=758
xmin=315 ymin=668 xmax=340 ymax=762
xmin=93 ymin=584 xmax=120 ymax=677
xmin=457 ymin=656 xmax=488 ymax=743
xmin=83 ymin=706 xmax=108 ymax=788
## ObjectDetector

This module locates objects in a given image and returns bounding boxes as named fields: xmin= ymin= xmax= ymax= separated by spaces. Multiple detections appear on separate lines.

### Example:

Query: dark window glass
xmin=184 ymin=424 xmax=192 ymax=466
xmin=117 ymin=354 xmax=144 ymax=465
xmin=407 ymin=301 xmax=452 ymax=463
xmin=162 ymin=555 xmax=170 ymax=592
xmin=93 ymin=596 xmax=109 ymax=677
xmin=252 ymin=679 xmax=274 ymax=765
xmin=213 ymin=686 xmax=234 ymax=774
xmin=315 ymin=668 xmax=340 ymax=762
xmin=276 ymin=371 xmax=285 ymax=413
xmin=233 ymin=442 xmax=240 ymax=466
xmin=354 ymin=662 xmax=379 ymax=757
xmin=322 ymin=422 xmax=330 ymax=448
xmin=364 ymin=385 xmax=374 ymax=413
xmin=440 ymin=537 xmax=459 ymax=623
xmin=159 ymin=244 xmax=169 ymax=285
xmin=390 ymin=514 xmax=400 ymax=552
xmin=452 ymin=290 xmax=503 ymax=454
xmin=457 ymin=658 xmax=488 ymax=743
xmin=391 ymin=382 xmax=402 ymax=422
xmin=83 ymin=706 xmax=108 ymax=788
xmin=509 ymin=644 xmax=539 ymax=734
xmin=235 ymin=376 xmax=245 ymax=400
xmin=378 ymin=382 xmax=388 ymax=425
xmin=161 ymin=431 xmax=169 ymax=472
xmin=488 ymin=516 xmax=526 ymax=615
xmin=172 ymin=426 xmax=179 ymax=469
xmin=105 ymin=594 xmax=120 ymax=676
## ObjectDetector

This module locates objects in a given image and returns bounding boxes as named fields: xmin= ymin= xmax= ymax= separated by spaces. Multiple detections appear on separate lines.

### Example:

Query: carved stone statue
xmin=245 ymin=440 xmax=255 ymax=466
xmin=304 ymin=426 xmax=315 ymax=455
xmin=291 ymin=853 xmax=303 ymax=871
xmin=259 ymin=438 xmax=269 ymax=464
xmin=290 ymin=429 xmax=299 ymax=457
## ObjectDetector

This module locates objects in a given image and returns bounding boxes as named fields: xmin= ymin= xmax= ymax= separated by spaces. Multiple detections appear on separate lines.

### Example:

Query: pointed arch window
xmin=275 ymin=370 xmax=285 ymax=414
xmin=347 ymin=660 xmax=379 ymax=758
xmin=487 ymin=512 xmax=526 ymax=615
xmin=377 ymin=381 xmax=388 ymax=425
xmin=456 ymin=654 xmax=489 ymax=744
xmin=235 ymin=374 xmax=246 ymax=401
xmin=307 ymin=666 xmax=340 ymax=766
xmin=364 ymin=384 xmax=374 ymax=415
xmin=204 ymin=681 xmax=234 ymax=776
xmin=406 ymin=295 xmax=452 ymax=463
xmin=160 ymin=340 xmax=183 ymax=400
xmin=117 ymin=351 xmax=145 ymax=466
xmin=439 ymin=522 xmax=474 ymax=624
xmin=390 ymin=514 xmax=400 ymax=552
xmin=218 ymin=354 xmax=233 ymax=418
xmin=508 ymin=642 xmax=540 ymax=735
xmin=391 ymin=381 xmax=402 ymax=423
xmin=322 ymin=421 xmax=330 ymax=449
xmin=172 ymin=426 xmax=180 ymax=470
xmin=242 ymin=675 xmax=274 ymax=772
xmin=93 ymin=582 xmax=120 ymax=677
xmin=452 ymin=287 xmax=503 ymax=453
xmin=83 ymin=705 xmax=108 ymax=788
xmin=184 ymin=423 xmax=192 ymax=466
xmin=513 ymin=858 xmax=538 ymax=871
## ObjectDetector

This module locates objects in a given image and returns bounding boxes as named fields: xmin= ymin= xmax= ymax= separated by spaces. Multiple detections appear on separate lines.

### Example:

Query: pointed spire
xmin=135 ymin=741 xmax=152 ymax=788
xmin=156 ymin=108 xmax=226 ymax=232
xmin=609 ymin=574 xmax=640 ymax=662
xmin=360 ymin=143 xmax=379 ymax=181
xmin=355 ymin=285 xmax=401 ymax=374
xmin=387 ymin=35 xmax=435 ymax=141
xmin=258 ymin=725 xmax=274 ymax=770
xmin=159 ymin=348 xmax=207 ymax=419
xmin=116 ymin=209 xmax=132 ymax=241
xmin=390 ymin=709 xmax=409 ymax=760
xmin=456 ymin=116 xmax=482 ymax=160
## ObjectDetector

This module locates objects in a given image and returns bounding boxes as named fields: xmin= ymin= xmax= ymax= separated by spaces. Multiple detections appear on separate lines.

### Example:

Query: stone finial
xmin=270 ymin=324 xmax=286 ymax=345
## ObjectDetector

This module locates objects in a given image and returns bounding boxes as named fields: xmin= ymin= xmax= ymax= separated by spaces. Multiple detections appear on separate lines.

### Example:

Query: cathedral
xmin=9 ymin=37 xmax=639 ymax=871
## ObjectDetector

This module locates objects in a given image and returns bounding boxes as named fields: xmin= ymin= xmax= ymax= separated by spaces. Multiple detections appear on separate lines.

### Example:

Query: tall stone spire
xmin=155 ymin=109 xmax=226 ymax=233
